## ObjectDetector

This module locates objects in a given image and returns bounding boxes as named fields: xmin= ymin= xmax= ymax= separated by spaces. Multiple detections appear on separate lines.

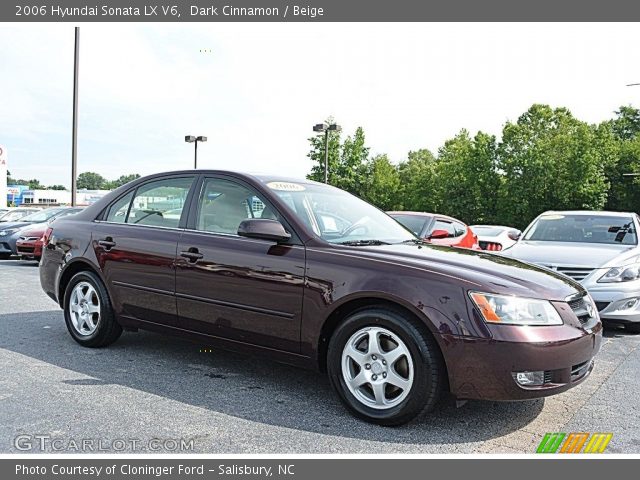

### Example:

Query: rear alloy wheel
xmin=328 ymin=308 xmax=444 ymax=426
xmin=63 ymin=271 xmax=122 ymax=347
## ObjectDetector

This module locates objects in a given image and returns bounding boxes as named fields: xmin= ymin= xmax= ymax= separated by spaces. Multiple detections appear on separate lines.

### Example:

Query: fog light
xmin=513 ymin=371 xmax=545 ymax=386
xmin=622 ymin=298 xmax=639 ymax=310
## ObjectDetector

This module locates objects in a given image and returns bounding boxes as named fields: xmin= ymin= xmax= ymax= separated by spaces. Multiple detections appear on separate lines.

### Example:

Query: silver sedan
xmin=501 ymin=210 xmax=640 ymax=332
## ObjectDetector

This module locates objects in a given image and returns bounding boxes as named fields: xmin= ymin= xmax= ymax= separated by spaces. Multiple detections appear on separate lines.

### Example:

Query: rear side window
xmin=392 ymin=215 xmax=427 ymax=237
xmin=105 ymin=192 xmax=134 ymax=223
xmin=453 ymin=222 xmax=467 ymax=237
xmin=127 ymin=177 xmax=194 ymax=228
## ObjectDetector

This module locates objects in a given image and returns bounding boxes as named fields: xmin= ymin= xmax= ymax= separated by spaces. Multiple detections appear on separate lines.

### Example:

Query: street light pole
xmin=185 ymin=135 xmax=207 ymax=169
xmin=71 ymin=27 xmax=80 ymax=207
xmin=312 ymin=123 xmax=341 ymax=184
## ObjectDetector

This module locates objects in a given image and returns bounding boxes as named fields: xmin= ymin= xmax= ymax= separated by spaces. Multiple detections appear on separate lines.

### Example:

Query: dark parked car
xmin=0 ymin=207 xmax=83 ymax=259
xmin=388 ymin=212 xmax=480 ymax=250
xmin=40 ymin=171 xmax=602 ymax=425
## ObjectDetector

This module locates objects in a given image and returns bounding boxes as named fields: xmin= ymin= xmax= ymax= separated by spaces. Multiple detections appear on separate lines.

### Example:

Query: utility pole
xmin=71 ymin=27 xmax=80 ymax=206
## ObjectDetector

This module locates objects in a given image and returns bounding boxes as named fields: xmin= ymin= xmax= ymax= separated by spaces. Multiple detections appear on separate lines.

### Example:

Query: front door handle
xmin=180 ymin=247 xmax=203 ymax=263
xmin=98 ymin=237 xmax=116 ymax=250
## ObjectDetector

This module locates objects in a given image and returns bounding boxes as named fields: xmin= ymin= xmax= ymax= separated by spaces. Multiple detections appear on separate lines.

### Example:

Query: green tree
xmin=48 ymin=185 xmax=67 ymax=190
xmin=396 ymin=149 xmax=439 ymax=211
xmin=105 ymin=174 xmax=141 ymax=189
xmin=610 ymin=105 xmax=640 ymax=141
xmin=307 ymin=119 xmax=342 ymax=185
xmin=77 ymin=172 xmax=107 ymax=190
xmin=496 ymin=105 xmax=617 ymax=229
xmin=360 ymin=154 xmax=402 ymax=210
xmin=335 ymin=127 xmax=370 ymax=196
xmin=435 ymin=130 xmax=499 ymax=224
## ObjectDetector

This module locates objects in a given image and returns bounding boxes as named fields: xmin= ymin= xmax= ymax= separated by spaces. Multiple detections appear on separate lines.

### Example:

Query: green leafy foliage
xmin=307 ymin=105 xmax=638 ymax=229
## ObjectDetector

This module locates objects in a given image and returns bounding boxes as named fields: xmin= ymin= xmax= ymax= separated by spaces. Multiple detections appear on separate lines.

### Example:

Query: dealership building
xmin=7 ymin=186 xmax=110 ymax=207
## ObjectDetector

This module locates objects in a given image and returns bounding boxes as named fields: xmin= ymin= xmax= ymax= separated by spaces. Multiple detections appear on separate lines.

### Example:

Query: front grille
xmin=555 ymin=267 xmax=595 ymax=282
xmin=567 ymin=294 xmax=595 ymax=325
xmin=595 ymin=302 xmax=610 ymax=312
xmin=479 ymin=241 xmax=502 ymax=251
xmin=544 ymin=371 xmax=553 ymax=384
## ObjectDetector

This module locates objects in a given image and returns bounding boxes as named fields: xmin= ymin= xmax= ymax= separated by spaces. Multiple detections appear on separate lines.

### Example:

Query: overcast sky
xmin=1 ymin=23 xmax=639 ymax=187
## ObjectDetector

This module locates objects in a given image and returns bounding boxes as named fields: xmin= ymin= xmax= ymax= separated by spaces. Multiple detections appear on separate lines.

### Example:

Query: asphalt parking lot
xmin=1 ymin=259 xmax=639 ymax=454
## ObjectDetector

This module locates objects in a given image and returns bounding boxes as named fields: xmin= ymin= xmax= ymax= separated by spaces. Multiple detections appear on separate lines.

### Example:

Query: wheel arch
xmin=317 ymin=294 xmax=450 ymax=386
xmin=57 ymin=258 xmax=106 ymax=309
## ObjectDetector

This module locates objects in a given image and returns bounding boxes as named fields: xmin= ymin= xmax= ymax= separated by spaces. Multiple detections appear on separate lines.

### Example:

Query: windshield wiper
xmin=400 ymin=238 xmax=429 ymax=245
xmin=337 ymin=239 xmax=391 ymax=246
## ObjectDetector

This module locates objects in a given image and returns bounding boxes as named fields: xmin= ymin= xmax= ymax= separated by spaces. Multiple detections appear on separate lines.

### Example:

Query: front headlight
xmin=469 ymin=292 xmax=563 ymax=326
xmin=598 ymin=263 xmax=640 ymax=283
xmin=0 ymin=228 xmax=17 ymax=237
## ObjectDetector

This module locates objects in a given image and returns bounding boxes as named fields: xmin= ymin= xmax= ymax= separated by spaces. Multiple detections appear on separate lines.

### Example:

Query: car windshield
xmin=0 ymin=210 xmax=35 ymax=222
xmin=265 ymin=181 xmax=416 ymax=244
xmin=472 ymin=226 xmax=505 ymax=237
xmin=20 ymin=208 xmax=67 ymax=222
xmin=524 ymin=214 xmax=638 ymax=245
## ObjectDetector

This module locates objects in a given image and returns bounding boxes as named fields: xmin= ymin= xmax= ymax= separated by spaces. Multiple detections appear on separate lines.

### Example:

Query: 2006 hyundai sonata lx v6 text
xmin=39 ymin=170 xmax=602 ymax=425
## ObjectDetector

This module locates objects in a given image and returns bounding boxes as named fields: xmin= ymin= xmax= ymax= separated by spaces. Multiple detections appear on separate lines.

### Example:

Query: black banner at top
xmin=4 ymin=0 xmax=640 ymax=22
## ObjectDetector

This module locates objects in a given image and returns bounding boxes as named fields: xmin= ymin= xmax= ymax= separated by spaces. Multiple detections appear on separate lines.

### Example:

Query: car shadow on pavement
xmin=0 ymin=310 xmax=545 ymax=445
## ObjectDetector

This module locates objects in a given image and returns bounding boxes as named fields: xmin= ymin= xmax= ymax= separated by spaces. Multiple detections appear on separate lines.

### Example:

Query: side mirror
xmin=238 ymin=219 xmax=291 ymax=242
xmin=429 ymin=229 xmax=450 ymax=240
xmin=507 ymin=229 xmax=522 ymax=241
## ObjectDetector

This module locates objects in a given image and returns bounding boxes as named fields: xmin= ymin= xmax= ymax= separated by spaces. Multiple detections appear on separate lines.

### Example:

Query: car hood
xmin=501 ymin=241 xmax=638 ymax=268
xmin=342 ymin=243 xmax=585 ymax=301
xmin=0 ymin=221 xmax=32 ymax=231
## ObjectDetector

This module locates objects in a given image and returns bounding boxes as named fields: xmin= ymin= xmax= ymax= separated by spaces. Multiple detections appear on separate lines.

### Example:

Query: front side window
xmin=126 ymin=177 xmax=194 ymax=228
xmin=431 ymin=219 xmax=457 ymax=238
xmin=196 ymin=178 xmax=276 ymax=235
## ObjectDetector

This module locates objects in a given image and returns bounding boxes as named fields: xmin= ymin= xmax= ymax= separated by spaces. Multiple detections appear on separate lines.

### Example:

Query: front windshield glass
xmin=265 ymin=181 xmax=415 ymax=244
xmin=524 ymin=214 xmax=638 ymax=245
xmin=20 ymin=208 xmax=65 ymax=222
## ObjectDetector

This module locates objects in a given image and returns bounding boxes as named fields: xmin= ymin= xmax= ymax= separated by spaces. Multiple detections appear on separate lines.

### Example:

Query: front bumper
xmin=0 ymin=233 xmax=20 ymax=255
xmin=446 ymin=311 xmax=602 ymax=401
xmin=582 ymin=277 xmax=640 ymax=324
xmin=16 ymin=239 xmax=42 ymax=259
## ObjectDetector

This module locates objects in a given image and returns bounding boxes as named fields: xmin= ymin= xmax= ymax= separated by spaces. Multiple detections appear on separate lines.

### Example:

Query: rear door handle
xmin=98 ymin=237 xmax=116 ymax=250
xmin=180 ymin=248 xmax=203 ymax=263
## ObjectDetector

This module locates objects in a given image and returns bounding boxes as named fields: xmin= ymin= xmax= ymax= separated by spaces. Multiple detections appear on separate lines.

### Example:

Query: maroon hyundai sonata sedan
xmin=39 ymin=171 xmax=602 ymax=425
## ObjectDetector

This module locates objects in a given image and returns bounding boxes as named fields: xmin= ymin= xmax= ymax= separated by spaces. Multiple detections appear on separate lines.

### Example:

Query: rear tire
xmin=327 ymin=307 xmax=445 ymax=426
xmin=63 ymin=271 xmax=122 ymax=347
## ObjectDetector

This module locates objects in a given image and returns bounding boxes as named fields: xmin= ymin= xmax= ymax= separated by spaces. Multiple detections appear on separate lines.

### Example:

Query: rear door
xmin=92 ymin=175 xmax=196 ymax=326
xmin=175 ymin=176 xmax=305 ymax=352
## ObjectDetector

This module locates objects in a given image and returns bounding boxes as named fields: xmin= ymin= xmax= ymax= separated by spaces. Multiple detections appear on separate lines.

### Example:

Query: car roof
xmin=539 ymin=210 xmax=637 ymax=218
xmin=387 ymin=211 xmax=462 ymax=223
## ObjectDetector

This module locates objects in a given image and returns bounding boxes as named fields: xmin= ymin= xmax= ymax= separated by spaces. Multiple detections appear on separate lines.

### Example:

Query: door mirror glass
xmin=429 ymin=229 xmax=450 ymax=239
xmin=238 ymin=219 xmax=291 ymax=242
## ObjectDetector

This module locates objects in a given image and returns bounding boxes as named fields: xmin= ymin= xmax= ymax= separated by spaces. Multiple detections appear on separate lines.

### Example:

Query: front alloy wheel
xmin=341 ymin=327 xmax=414 ymax=409
xmin=328 ymin=307 xmax=444 ymax=426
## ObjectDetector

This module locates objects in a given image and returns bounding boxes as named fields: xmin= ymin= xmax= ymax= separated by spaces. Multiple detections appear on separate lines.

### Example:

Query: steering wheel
xmin=340 ymin=222 xmax=370 ymax=238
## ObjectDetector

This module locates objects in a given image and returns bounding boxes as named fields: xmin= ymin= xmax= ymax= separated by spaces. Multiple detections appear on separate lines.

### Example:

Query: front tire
xmin=327 ymin=307 xmax=445 ymax=426
xmin=63 ymin=271 xmax=122 ymax=347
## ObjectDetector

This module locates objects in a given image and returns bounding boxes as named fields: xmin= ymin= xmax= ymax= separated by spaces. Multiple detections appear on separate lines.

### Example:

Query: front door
xmin=175 ymin=176 xmax=305 ymax=353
